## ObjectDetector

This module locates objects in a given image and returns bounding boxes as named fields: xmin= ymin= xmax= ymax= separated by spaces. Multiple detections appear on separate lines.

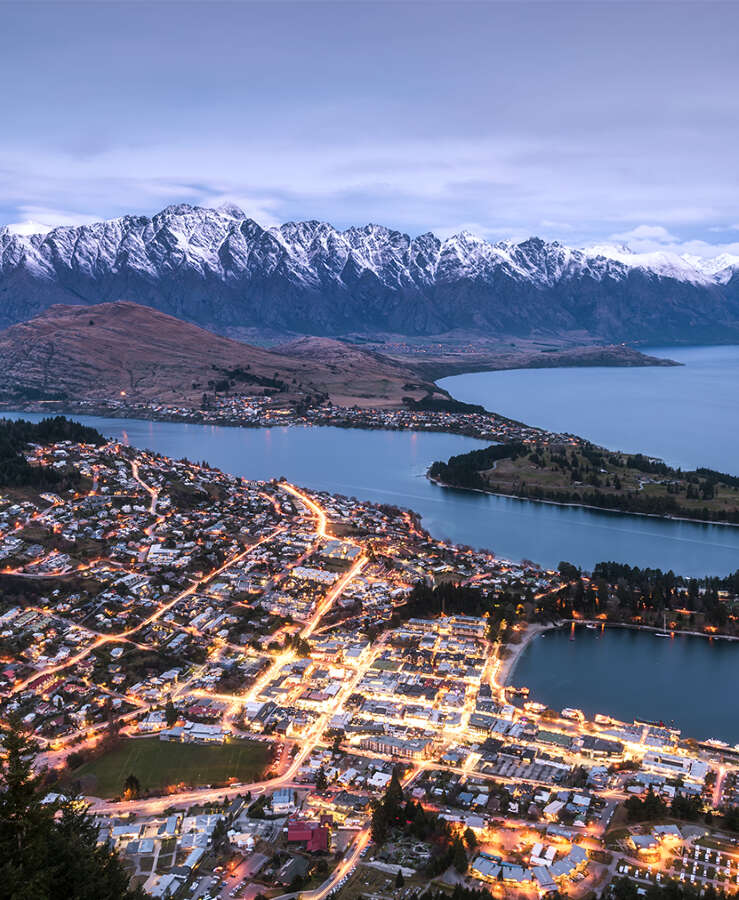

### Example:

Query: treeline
xmin=211 ymin=364 xmax=290 ymax=393
xmin=549 ymin=561 xmax=738 ymax=630
xmin=404 ymin=394 xmax=488 ymax=415
xmin=399 ymin=582 xmax=522 ymax=639
xmin=0 ymin=416 xmax=104 ymax=488
xmin=592 ymin=561 xmax=739 ymax=597
xmin=429 ymin=439 xmax=739 ymax=523
xmin=1 ymin=722 xmax=144 ymax=899
xmin=624 ymin=785 xmax=704 ymax=823
xmin=370 ymin=769 xmax=472 ymax=877
xmin=428 ymin=442 xmax=527 ymax=489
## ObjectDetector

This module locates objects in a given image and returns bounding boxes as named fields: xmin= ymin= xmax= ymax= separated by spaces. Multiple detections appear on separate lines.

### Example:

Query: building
xmin=272 ymin=788 xmax=297 ymax=815
xmin=360 ymin=735 xmax=431 ymax=759
xmin=286 ymin=819 xmax=331 ymax=853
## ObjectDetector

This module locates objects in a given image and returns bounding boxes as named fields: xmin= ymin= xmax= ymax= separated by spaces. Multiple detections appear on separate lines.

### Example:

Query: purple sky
xmin=2 ymin=0 xmax=738 ymax=256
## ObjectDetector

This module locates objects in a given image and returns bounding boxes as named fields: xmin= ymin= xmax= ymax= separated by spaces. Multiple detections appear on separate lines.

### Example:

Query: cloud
xmin=610 ymin=225 xmax=677 ymax=244
xmin=1 ymin=0 xmax=739 ymax=255
xmin=605 ymin=224 xmax=739 ymax=259
xmin=4 ymin=206 xmax=105 ymax=236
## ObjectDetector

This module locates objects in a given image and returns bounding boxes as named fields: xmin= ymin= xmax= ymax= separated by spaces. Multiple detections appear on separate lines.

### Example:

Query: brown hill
xmin=0 ymin=301 xmax=439 ymax=408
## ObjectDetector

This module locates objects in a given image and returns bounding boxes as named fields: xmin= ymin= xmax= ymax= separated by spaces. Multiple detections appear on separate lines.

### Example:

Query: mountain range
xmin=2 ymin=203 xmax=738 ymax=342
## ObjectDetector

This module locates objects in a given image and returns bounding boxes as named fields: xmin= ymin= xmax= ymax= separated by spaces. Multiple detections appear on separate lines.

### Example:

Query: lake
xmin=439 ymin=344 xmax=739 ymax=473
xmin=510 ymin=625 xmax=738 ymax=744
xmin=7 ymin=411 xmax=739 ymax=576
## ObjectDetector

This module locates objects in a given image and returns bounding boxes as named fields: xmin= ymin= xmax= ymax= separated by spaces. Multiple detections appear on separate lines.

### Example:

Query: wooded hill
xmin=429 ymin=440 xmax=739 ymax=524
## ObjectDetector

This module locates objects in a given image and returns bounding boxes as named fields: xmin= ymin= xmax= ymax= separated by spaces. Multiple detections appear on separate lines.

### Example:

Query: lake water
xmin=510 ymin=625 xmax=739 ymax=744
xmin=439 ymin=344 xmax=739 ymax=473
xmin=7 ymin=412 xmax=739 ymax=576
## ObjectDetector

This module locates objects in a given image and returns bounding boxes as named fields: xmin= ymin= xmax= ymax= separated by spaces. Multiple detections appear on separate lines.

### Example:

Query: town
xmin=1 ymin=429 xmax=738 ymax=900
xmin=4 ymin=391 xmax=566 ymax=446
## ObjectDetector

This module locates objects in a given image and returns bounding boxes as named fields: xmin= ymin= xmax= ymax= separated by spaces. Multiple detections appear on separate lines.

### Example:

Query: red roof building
xmin=286 ymin=819 xmax=330 ymax=853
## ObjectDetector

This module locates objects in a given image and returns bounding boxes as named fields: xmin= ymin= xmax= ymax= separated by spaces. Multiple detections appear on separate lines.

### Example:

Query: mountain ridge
xmin=0 ymin=300 xmax=442 ymax=408
xmin=2 ymin=204 xmax=739 ymax=342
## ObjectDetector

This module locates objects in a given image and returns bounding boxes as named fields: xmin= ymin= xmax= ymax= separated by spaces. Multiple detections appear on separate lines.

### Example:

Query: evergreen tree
xmin=370 ymin=801 xmax=387 ymax=844
xmin=452 ymin=835 xmax=468 ymax=873
xmin=211 ymin=819 xmax=230 ymax=854
xmin=385 ymin=766 xmax=405 ymax=817
xmin=464 ymin=826 xmax=478 ymax=850
xmin=164 ymin=700 xmax=178 ymax=728
xmin=122 ymin=774 xmax=141 ymax=801
xmin=0 ymin=722 xmax=145 ymax=899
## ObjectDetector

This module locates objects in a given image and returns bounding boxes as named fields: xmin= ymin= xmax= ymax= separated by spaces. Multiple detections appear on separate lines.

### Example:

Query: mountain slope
xmin=0 ymin=301 xmax=439 ymax=408
xmin=2 ymin=204 xmax=739 ymax=342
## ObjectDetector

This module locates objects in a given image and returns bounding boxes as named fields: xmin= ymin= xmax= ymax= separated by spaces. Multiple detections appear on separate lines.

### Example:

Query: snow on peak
xmin=584 ymin=244 xmax=720 ymax=285
xmin=1 ymin=204 xmax=737 ymax=291
xmin=216 ymin=202 xmax=247 ymax=219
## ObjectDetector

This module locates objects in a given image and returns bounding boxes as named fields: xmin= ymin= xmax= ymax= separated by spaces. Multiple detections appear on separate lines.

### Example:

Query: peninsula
xmin=429 ymin=440 xmax=739 ymax=525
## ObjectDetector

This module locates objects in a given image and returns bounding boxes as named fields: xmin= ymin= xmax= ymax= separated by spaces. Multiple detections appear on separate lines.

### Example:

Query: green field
xmin=67 ymin=737 xmax=272 ymax=799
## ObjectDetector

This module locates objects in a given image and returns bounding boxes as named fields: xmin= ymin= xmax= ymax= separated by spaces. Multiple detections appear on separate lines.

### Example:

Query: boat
xmin=585 ymin=623 xmax=597 ymax=630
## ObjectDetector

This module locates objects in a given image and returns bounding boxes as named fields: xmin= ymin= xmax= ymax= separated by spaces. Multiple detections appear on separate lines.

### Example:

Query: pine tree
xmin=370 ymin=801 xmax=387 ymax=844
xmin=384 ymin=766 xmax=405 ymax=825
xmin=211 ymin=818 xmax=229 ymax=854
xmin=122 ymin=773 xmax=141 ymax=801
xmin=0 ymin=721 xmax=145 ymax=899
xmin=164 ymin=700 xmax=178 ymax=728
xmin=452 ymin=835 xmax=468 ymax=873
xmin=464 ymin=826 xmax=477 ymax=850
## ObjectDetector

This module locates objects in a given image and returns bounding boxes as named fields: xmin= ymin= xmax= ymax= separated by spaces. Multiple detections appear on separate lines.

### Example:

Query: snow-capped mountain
xmin=1 ymin=203 xmax=738 ymax=341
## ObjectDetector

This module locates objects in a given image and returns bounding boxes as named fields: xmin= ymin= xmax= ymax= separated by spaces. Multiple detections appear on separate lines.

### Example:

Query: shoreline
xmin=497 ymin=618 xmax=739 ymax=691
xmin=495 ymin=622 xmax=556 ymax=689
xmin=428 ymin=473 xmax=739 ymax=530
xmin=9 ymin=401 xmax=739 ymax=531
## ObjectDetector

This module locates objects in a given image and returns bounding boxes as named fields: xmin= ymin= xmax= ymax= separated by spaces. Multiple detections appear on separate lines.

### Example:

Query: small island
xmin=429 ymin=439 xmax=739 ymax=524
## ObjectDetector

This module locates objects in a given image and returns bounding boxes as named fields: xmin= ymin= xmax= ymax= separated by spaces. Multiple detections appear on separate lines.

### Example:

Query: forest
xmin=0 ymin=416 xmax=104 ymax=488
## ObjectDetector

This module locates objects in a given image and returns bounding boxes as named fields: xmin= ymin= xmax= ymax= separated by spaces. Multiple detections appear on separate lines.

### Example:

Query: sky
xmin=2 ymin=0 xmax=739 ymax=257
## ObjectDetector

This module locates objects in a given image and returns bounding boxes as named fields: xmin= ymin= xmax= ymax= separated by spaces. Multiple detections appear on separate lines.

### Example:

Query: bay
xmin=510 ymin=625 xmax=738 ymax=744
xmin=439 ymin=344 xmax=739 ymax=473
xmin=6 ymin=412 xmax=739 ymax=576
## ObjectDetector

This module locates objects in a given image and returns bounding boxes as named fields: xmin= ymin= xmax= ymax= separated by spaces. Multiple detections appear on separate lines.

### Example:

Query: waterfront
xmin=440 ymin=344 xmax=739 ymax=473
xmin=509 ymin=625 xmax=739 ymax=744
xmin=8 ymin=411 xmax=739 ymax=575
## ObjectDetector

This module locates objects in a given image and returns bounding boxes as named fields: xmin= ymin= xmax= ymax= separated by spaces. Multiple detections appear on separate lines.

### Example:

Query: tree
xmin=464 ymin=826 xmax=478 ymax=850
xmin=370 ymin=801 xmax=387 ymax=845
xmin=624 ymin=785 xmax=667 ymax=822
xmin=452 ymin=835 xmax=468 ymax=873
xmin=315 ymin=765 xmax=328 ymax=792
xmin=211 ymin=818 xmax=229 ymax=854
xmin=122 ymin=774 xmax=141 ymax=801
xmin=395 ymin=868 xmax=405 ymax=888
xmin=164 ymin=700 xmax=178 ymax=728
xmin=384 ymin=767 xmax=404 ymax=821
xmin=0 ymin=721 xmax=145 ymax=899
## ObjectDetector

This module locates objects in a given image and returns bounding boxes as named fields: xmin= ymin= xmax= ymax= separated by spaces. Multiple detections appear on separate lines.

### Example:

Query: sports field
xmin=67 ymin=737 xmax=272 ymax=799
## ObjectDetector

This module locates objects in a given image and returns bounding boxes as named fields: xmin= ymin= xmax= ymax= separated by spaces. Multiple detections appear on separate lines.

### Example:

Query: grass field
xmin=479 ymin=446 xmax=739 ymax=522
xmin=67 ymin=737 xmax=272 ymax=799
